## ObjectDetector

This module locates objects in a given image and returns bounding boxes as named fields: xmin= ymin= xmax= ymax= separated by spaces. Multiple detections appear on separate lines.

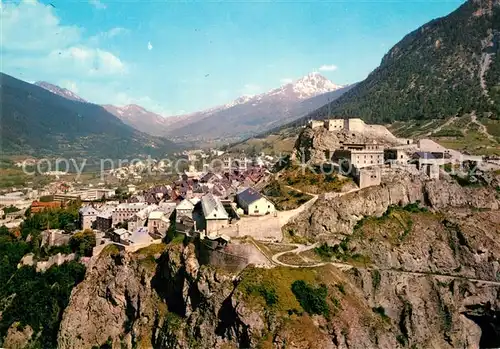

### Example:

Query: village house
xmin=201 ymin=193 xmax=229 ymax=237
xmin=384 ymin=147 xmax=411 ymax=165
xmin=0 ymin=192 xmax=26 ymax=206
xmin=128 ymin=205 xmax=159 ymax=232
xmin=236 ymin=187 xmax=276 ymax=216
xmin=95 ymin=210 xmax=113 ymax=231
xmin=112 ymin=203 xmax=149 ymax=225
xmin=411 ymin=152 xmax=442 ymax=179
xmin=31 ymin=200 xmax=62 ymax=213
xmin=79 ymin=205 xmax=98 ymax=230
xmin=147 ymin=211 xmax=170 ymax=237
xmin=176 ymin=198 xmax=198 ymax=222
xmin=110 ymin=228 xmax=130 ymax=243
xmin=158 ymin=201 xmax=177 ymax=219
xmin=354 ymin=167 xmax=382 ymax=189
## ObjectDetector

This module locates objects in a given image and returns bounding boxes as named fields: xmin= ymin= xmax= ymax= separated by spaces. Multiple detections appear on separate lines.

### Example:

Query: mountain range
xmin=4 ymin=0 xmax=499 ymax=158
xmin=0 ymin=74 xmax=177 ymax=158
xmin=166 ymin=73 xmax=350 ymax=143
xmin=292 ymin=0 xmax=500 ymax=127
xmin=36 ymin=73 xmax=350 ymax=144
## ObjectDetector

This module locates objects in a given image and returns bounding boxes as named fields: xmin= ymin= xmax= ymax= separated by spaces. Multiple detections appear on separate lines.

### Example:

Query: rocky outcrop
xmin=3 ymin=323 xmax=34 ymax=349
xmin=292 ymin=127 xmax=399 ymax=164
xmin=55 ymin=224 xmax=500 ymax=349
xmin=57 ymin=249 xmax=164 ymax=349
xmin=285 ymin=176 xmax=499 ymax=239
xmin=350 ymin=268 xmax=500 ymax=349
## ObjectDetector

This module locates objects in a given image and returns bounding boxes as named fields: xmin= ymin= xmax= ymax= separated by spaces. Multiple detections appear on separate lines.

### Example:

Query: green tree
xmin=69 ymin=229 xmax=96 ymax=257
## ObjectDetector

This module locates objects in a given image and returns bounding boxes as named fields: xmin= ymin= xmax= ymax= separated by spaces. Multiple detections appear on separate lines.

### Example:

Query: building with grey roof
xmin=79 ymin=205 xmax=98 ymax=230
xmin=201 ymin=193 xmax=229 ymax=237
xmin=236 ymin=187 xmax=276 ymax=216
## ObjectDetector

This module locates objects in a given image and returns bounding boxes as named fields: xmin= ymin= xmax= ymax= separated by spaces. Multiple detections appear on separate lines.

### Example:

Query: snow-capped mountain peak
xmin=34 ymin=81 xmax=87 ymax=103
xmin=290 ymin=72 xmax=343 ymax=99
xmin=219 ymin=72 xmax=342 ymax=109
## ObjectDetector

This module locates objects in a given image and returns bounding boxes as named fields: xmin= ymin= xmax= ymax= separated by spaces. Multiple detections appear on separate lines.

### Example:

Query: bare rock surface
xmin=285 ymin=176 xmax=499 ymax=240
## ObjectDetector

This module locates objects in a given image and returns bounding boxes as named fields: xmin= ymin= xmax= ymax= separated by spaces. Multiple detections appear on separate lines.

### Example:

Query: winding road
xmin=268 ymin=242 xmax=500 ymax=286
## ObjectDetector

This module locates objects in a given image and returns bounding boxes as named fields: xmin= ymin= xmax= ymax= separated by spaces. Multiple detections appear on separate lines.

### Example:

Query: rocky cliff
xmin=57 ymin=247 xmax=165 ymax=349
xmin=285 ymin=176 xmax=500 ymax=240
xmin=56 ymin=201 xmax=500 ymax=349
xmin=56 ymin=243 xmax=405 ymax=348
xmin=292 ymin=126 xmax=400 ymax=165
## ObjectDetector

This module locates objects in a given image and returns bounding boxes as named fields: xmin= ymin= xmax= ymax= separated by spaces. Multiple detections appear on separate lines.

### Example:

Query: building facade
xmin=354 ymin=167 xmax=382 ymax=189
xmin=201 ymin=193 xmax=229 ymax=237
xmin=147 ymin=211 xmax=170 ymax=237
xmin=333 ymin=143 xmax=384 ymax=170
xmin=236 ymin=187 xmax=276 ymax=216
xmin=112 ymin=203 xmax=148 ymax=225
xmin=95 ymin=211 xmax=113 ymax=231
xmin=79 ymin=206 xmax=98 ymax=230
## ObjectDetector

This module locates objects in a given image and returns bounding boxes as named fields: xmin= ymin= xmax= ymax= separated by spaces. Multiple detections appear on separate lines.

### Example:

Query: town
xmin=1 ymin=117 xmax=499 ymax=273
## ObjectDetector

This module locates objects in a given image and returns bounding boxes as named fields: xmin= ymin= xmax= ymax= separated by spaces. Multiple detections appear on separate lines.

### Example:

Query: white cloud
xmin=148 ymin=42 xmax=153 ymax=51
xmin=108 ymin=27 xmax=127 ymax=38
xmin=51 ymin=46 xmax=126 ymax=76
xmin=89 ymin=0 xmax=107 ymax=10
xmin=280 ymin=78 xmax=293 ymax=84
xmin=1 ymin=0 xmax=81 ymax=51
xmin=8 ymin=46 xmax=127 ymax=77
xmin=1 ymin=1 xmax=127 ymax=79
xmin=318 ymin=64 xmax=338 ymax=72
xmin=89 ymin=27 xmax=128 ymax=44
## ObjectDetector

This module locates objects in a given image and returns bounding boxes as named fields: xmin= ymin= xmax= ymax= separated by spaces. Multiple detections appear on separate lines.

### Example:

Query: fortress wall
xmin=346 ymin=118 xmax=366 ymax=133
xmin=324 ymin=119 xmax=346 ymax=131
xmin=308 ymin=120 xmax=324 ymax=129
xmin=364 ymin=125 xmax=398 ymax=140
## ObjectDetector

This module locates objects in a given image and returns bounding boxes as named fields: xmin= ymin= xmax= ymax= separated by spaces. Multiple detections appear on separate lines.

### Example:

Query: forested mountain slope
xmin=0 ymin=73 xmax=177 ymax=158
xmin=301 ymin=0 xmax=500 ymax=125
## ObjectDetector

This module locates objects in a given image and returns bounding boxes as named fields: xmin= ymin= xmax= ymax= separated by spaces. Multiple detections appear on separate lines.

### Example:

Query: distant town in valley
xmin=2 ymin=0 xmax=500 ymax=348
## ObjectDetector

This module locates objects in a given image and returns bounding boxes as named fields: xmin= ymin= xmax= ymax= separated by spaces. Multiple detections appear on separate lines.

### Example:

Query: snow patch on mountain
xmin=34 ymin=81 xmax=87 ymax=103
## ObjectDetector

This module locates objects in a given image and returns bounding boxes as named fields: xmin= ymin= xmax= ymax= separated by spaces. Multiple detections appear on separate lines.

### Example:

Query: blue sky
xmin=1 ymin=0 xmax=465 ymax=116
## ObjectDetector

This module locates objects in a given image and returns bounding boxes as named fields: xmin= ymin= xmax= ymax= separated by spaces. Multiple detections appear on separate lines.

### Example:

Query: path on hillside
xmin=424 ymin=116 xmax=457 ymax=137
xmin=269 ymin=243 xmax=500 ymax=286
xmin=278 ymin=186 xmax=318 ymax=225
xmin=471 ymin=113 xmax=496 ymax=142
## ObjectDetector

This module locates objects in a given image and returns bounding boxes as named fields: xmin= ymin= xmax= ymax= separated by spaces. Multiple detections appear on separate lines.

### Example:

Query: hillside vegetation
xmin=0 ymin=73 xmax=177 ymax=158
xmin=389 ymin=115 xmax=500 ymax=155
xmin=280 ymin=1 xmax=500 ymax=130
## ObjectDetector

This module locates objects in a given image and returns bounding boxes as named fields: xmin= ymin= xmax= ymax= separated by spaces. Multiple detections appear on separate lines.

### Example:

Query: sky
xmin=1 ymin=0 xmax=465 ymax=116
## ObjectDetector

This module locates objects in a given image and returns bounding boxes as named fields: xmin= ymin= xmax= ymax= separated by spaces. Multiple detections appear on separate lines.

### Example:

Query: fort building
xmin=332 ymin=142 xmax=384 ymax=169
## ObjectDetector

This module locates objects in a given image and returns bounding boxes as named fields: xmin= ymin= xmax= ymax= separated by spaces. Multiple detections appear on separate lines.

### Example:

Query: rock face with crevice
xmin=57 ymin=251 xmax=164 ymax=349
xmin=285 ymin=176 xmax=499 ymax=240
xmin=57 ymin=178 xmax=500 ymax=348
